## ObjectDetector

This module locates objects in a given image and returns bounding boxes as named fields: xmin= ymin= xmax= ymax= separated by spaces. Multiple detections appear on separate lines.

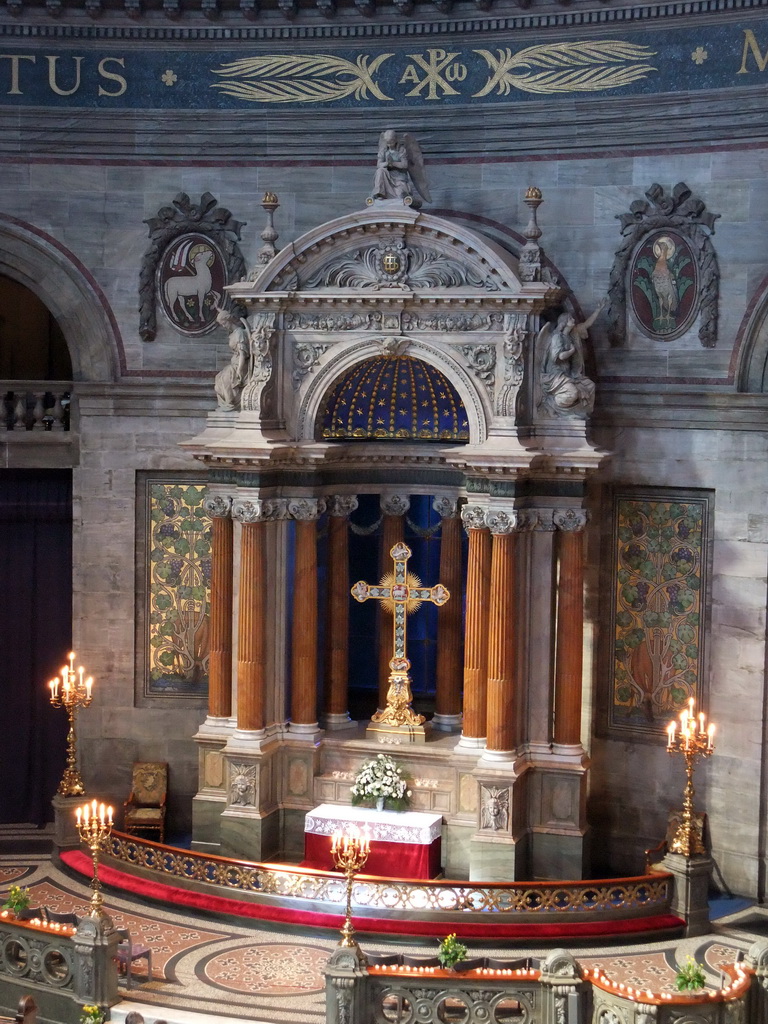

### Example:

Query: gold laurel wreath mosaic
xmin=109 ymin=834 xmax=671 ymax=916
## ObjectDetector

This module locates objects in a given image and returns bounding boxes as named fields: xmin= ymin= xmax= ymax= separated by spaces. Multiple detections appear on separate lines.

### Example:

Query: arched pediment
xmin=246 ymin=206 xmax=526 ymax=297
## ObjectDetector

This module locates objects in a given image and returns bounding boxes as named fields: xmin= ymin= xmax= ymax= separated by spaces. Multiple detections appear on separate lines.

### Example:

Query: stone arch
xmin=0 ymin=215 xmax=121 ymax=382
xmin=297 ymin=336 xmax=490 ymax=445
xmin=736 ymin=273 xmax=768 ymax=392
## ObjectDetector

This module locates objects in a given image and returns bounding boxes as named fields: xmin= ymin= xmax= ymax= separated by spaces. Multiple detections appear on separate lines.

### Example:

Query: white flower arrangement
xmin=350 ymin=753 xmax=412 ymax=811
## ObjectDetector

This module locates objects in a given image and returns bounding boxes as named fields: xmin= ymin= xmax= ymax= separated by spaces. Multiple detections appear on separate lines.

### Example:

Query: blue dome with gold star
xmin=319 ymin=355 xmax=469 ymax=442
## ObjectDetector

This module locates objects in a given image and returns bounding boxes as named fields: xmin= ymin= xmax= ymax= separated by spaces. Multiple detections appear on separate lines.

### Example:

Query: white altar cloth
xmin=303 ymin=803 xmax=443 ymax=878
xmin=304 ymin=803 xmax=442 ymax=844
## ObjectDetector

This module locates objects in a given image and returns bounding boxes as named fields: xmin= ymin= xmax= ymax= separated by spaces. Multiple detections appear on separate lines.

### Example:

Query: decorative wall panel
xmin=609 ymin=492 xmax=710 ymax=736
xmin=139 ymin=478 xmax=211 ymax=699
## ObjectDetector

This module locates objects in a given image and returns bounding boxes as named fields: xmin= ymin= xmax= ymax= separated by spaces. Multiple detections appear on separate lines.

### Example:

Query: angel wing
xmin=403 ymin=133 xmax=432 ymax=204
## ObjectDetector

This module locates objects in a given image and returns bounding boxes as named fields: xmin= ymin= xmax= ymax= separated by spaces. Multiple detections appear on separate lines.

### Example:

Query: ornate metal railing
xmin=106 ymin=831 xmax=673 ymax=919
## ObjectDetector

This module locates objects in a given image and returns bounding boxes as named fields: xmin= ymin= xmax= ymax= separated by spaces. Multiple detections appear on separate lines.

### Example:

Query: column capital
xmin=203 ymin=494 xmax=233 ymax=518
xmin=485 ymin=508 xmax=533 ymax=535
xmin=432 ymin=496 xmax=459 ymax=520
xmin=327 ymin=495 xmax=359 ymax=519
xmin=553 ymin=508 xmax=589 ymax=532
xmin=381 ymin=493 xmax=410 ymax=517
xmin=288 ymin=497 xmax=327 ymax=521
xmin=531 ymin=508 xmax=557 ymax=532
xmin=461 ymin=504 xmax=488 ymax=532
xmin=232 ymin=497 xmax=288 ymax=523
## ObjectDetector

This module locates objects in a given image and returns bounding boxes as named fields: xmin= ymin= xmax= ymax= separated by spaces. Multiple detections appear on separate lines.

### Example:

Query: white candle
xmin=85 ymin=677 xmax=93 ymax=699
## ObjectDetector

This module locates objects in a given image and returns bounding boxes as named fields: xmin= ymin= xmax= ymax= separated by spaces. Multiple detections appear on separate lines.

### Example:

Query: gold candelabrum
xmin=49 ymin=651 xmax=94 ymax=797
xmin=331 ymin=827 xmax=371 ymax=948
xmin=666 ymin=697 xmax=716 ymax=857
xmin=75 ymin=799 xmax=114 ymax=920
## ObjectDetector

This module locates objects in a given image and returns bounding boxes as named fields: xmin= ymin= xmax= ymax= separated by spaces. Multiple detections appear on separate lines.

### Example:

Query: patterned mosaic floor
xmin=2 ymin=836 xmax=767 ymax=1024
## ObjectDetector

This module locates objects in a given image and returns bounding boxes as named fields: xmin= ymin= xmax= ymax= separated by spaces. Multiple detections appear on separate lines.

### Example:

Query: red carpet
xmin=59 ymin=850 xmax=684 ymax=941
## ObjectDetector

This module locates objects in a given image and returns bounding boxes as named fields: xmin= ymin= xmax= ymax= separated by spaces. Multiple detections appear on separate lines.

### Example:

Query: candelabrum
xmin=49 ymin=651 xmax=94 ymax=797
xmin=75 ymin=799 xmax=114 ymax=920
xmin=331 ymin=828 xmax=371 ymax=948
xmin=666 ymin=697 xmax=716 ymax=857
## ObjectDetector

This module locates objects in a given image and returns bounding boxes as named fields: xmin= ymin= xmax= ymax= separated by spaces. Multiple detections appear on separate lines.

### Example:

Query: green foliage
xmin=437 ymin=933 xmax=468 ymax=970
xmin=675 ymin=955 xmax=706 ymax=992
xmin=80 ymin=1006 xmax=105 ymax=1024
xmin=2 ymin=885 xmax=31 ymax=915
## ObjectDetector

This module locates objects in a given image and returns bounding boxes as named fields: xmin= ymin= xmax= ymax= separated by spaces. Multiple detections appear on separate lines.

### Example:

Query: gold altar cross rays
xmin=351 ymin=542 xmax=450 ymax=740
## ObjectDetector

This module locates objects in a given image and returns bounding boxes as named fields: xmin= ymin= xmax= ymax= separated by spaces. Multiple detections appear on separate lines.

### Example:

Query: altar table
xmin=303 ymin=803 xmax=442 ymax=879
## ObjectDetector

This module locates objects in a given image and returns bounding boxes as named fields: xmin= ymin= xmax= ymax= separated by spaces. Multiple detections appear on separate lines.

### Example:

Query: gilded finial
xmin=525 ymin=186 xmax=542 ymax=201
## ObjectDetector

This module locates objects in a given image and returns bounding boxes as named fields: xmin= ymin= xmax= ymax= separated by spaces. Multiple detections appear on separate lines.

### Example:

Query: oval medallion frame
xmin=629 ymin=229 xmax=699 ymax=341
xmin=157 ymin=232 xmax=227 ymax=336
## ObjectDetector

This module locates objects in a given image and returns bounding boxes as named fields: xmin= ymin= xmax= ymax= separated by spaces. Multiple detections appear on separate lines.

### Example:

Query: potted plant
xmin=80 ymin=1005 xmax=105 ymax=1024
xmin=350 ymin=754 xmax=412 ymax=812
xmin=2 ymin=885 xmax=31 ymax=919
xmin=674 ymin=955 xmax=706 ymax=992
xmin=437 ymin=933 xmax=468 ymax=972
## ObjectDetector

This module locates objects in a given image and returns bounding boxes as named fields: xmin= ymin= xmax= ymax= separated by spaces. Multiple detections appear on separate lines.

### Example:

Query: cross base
xmin=366 ymin=720 xmax=430 ymax=745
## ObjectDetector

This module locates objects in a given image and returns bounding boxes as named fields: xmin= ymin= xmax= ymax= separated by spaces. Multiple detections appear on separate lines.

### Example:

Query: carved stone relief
xmin=240 ymin=312 xmax=277 ymax=415
xmin=480 ymin=785 xmax=509 ymax=831
xmin=139 ymin=191 xmax=246 ymax=341
xmin=607 ymin=182 xmax=720 ymax=348
xmin=229 ymin=763 xmax=257 ymax=806
xmin=292 ymin=342 xmax=330 ymax=390
xmin=302 ymin=240 xmax=499 ymax=291
xmin=496 ymin=313 xmax=526 ymax=417
xmin=461 ymin=343 xmax=496 ymax=397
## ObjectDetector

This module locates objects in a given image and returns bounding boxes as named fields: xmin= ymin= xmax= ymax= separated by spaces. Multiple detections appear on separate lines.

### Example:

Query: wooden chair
xmin=115 ymin=927 xmax=152 ymax=989
xmin=123 ymin=762 xmax=168 ymax=844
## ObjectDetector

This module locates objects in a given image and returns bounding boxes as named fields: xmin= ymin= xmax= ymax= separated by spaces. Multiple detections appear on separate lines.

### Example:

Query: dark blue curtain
xmin=0 ymin=470 xmax=71 ymax=825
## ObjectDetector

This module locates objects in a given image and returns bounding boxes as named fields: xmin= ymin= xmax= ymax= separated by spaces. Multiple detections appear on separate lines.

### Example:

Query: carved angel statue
xmin=480 ymin=787 xmax=509 ymax=831
xmin=214 ymin=307 xmax=250 ymax=411
xmin=370 ymin=130 xmax=431 ymax=209
xmin=538 ymin=299 xmax=606 ymax=417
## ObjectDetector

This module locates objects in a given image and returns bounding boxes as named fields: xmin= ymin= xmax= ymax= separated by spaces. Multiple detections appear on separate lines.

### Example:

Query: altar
xmin=303 ymin=803 xmax=443 ymax=879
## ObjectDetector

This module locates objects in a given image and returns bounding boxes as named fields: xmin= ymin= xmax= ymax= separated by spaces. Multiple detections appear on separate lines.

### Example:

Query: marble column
xmin=484 ymin=509 xmax=519 ymax=759
xmin=432 ymin=496 xmax=463 ymax=732
xmin=378 ymin=493 xmax=409 ymax=710
xmin=553 ymin=509 xmax=588 ymax=748
xmin=289 ymin=498 xmax=326 ymax=735
xmin=324 ymin=496 xmax=359 ymax=730
xmin=457 ymin=504 xmax=491 ymax=749
xmin=231 ymin=498 xmax=270 ymax=734
xmin=203 ymin=495 xmax=234 ymax=721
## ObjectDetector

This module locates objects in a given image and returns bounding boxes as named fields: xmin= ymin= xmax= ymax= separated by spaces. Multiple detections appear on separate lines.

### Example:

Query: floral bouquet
xmin=80 ymin=1006 xmax=104 ymax=1024
xmin=350 ymin=753 xmax=412 ymax=812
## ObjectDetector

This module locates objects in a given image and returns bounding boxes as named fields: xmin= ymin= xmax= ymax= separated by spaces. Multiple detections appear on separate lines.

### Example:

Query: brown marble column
xmin=553 ymin=510 xmax=588 ymax=747
xmin=485 ymin=510 xmax=518 ymax=756
xmin=232 ymin=499 xmax=268 ymax=733
xmin=378 ymin=494 xmax=409 ymax=709
xmin=203 ymin=495 xmax=234 ymax=720
xmin=289 ymin=498 xmax=325 ymax=732
xmin=433 ymin=497 xmax=463 ymax=731
xmin=324 ymin=496 xmax=358 ymax=729
xmin=458 ymin=505 xmax=492 ymax=747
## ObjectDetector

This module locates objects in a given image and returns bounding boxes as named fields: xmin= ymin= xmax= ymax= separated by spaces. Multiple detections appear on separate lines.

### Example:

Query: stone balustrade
xmin=1 ymin=383 xmax=71 ymax=432
xmin=0 ymin=912 xmax=118 ymax=1024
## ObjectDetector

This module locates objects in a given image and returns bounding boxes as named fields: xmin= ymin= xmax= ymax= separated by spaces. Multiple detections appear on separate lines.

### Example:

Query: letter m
xmin=738 ymin=29 xmax=768 ymax=74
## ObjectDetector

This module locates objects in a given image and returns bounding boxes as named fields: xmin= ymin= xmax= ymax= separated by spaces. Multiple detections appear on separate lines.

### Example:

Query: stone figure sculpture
xmin=539 ymin=299 xmax=605 ymax=416
xmin=214 ymin=308 xmax=250 ymax=411
xmin=481 ymin=786 xmax=509 ymax=831
xmin=371 ymin=130 xmax=431 ymax=209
